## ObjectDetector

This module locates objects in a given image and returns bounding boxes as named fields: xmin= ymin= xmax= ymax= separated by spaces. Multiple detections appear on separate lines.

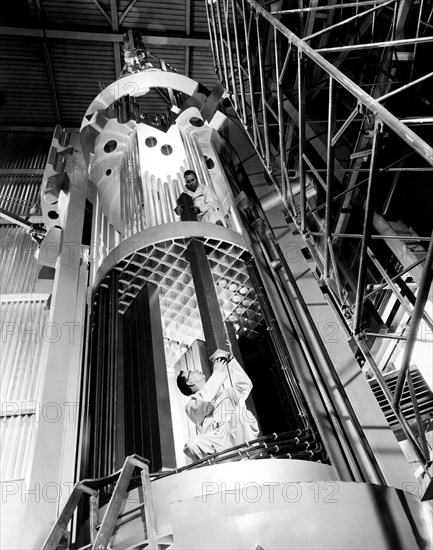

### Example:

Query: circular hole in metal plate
xmin=161 ymin=144 xmax=173 ymax=156
xmin=145 ymin=136 xmax=157 ymax=147
xmin=104 ymin=140 xmax=118 ymax=153
xmin=189 ymin=117 xmax=204 ymax=127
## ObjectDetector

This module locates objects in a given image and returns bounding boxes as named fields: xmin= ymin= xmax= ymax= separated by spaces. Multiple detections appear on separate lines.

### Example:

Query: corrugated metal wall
xmin=0 ymin=297 xmax=49 ymax=480
xmin=0 ymin=131 xmax=52 ymax=169
xmin=121 ymin=0 xmax=186 ymax=33
xmin=0 ymin=130 xmax=52 ymax=217
xmin=90 ymin=196 xmax=121 ymax=281
xmin=0 ymin=226 xmax=40 ymax=294
xmin=50 ymin=41 xmax=117 ymax=126
xmin=0 ymin=34 xmax=56 ymax=126
xmin=28 ymin=0 xmax=111 ymax=28
xmin=0 ymin=415 xmax=38 ymax=481
xmin=1 ymin=297 xmax=48 ymax=404
xmin=0 ymin=175 xmax=42 ymax=218
xmin=0 ymin=128 xmax=51 ymax=480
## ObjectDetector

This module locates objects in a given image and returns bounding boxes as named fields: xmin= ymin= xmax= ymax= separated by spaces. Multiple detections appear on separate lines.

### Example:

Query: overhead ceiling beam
xmin=0 ymin=126 xmax=55 ymax=131
xmin=110 ymin=0 xmax=122 ymax=77
xmin=0 ymin=26 xmax=210 ymax=47
xmin=33 ymin=1 xmax=62 ymax=124
xmin=185 ymin=0 xmax=192 ymax=77
xmin=90 ymin=0 xmax=112 ymax=26
xmin=119 ymin=0 xmax=139 ymax=25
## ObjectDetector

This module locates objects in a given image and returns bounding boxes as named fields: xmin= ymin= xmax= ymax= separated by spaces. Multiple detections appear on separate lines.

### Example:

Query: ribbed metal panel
xmin=0 ymin=36 xmax=55 ymax=126
xmin=0 ymin=174 xmax=42 ymax=218
xmin=50 ymin=41 xmax=116 ymax=127
xmin=0 ymin=296 xmax=48 ymax=480
xmin=0 ymin=296 xmax=48 ymax=403
xmin=90 ymin=199 xmax=121 ymax=279
xmin=190 ymin=46 xmax=216 ymax=89
xmin=120 ymin=0 xmax=186 ymax=33
xmin=0 ymin=131 xmax=52 ymax=169
xmin=191 ymin=0 xmax=210 ymax=33
xmin=147 ymin=45 xmax=186 ymax=75
xmin=0 ymin=226 xmax=39 ymax=294
xmin=136 ymin=92 xmax=169 ymax=115
xmin=2 ymin=2 xmax=35 ymax=26
xmin=0 ymin=414 xmax=37 ymax=480
xmin=31 ymin=0 xmax=110 ymax=28
xmin=145 ymin=44 xmax=215 ymax=94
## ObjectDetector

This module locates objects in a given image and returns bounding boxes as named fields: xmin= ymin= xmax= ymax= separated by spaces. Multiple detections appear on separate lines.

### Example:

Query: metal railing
xmin=41 ymin=455 xmax=157 ymax=550
xmin=204 ymin=0 xmax=433 ymax=498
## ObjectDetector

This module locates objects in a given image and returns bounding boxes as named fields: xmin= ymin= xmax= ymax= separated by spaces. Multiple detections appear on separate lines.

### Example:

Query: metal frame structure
xmin=205 ymin=0 xmax=433 ymax=494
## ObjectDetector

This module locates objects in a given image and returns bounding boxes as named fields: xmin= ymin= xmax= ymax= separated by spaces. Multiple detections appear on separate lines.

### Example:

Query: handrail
xmin=41 ymin=454 xmax=155 ymax=550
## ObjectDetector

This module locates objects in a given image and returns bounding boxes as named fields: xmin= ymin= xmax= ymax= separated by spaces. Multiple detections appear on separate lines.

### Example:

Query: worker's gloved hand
xmin=212 ymin=357 xmax=229 ymax=372
xmin=192 ymin=206 xmax=201 ymax=214
xmin=174 ymin=205 xmax=183 ymax=215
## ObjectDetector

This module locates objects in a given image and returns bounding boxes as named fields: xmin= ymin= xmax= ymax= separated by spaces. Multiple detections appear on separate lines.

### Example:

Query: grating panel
xmin=98 ymin=235 xmax=263 ymax=367
xmin=369 ymin=366 xmax=433 ymax=434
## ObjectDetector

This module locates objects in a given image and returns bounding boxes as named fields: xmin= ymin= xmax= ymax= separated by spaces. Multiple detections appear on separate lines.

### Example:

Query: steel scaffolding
xmin=205 ymin=0 xmax=433 ymax=497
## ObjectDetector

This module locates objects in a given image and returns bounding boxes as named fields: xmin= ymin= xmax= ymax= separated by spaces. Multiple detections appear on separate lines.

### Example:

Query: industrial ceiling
xmin=0 ymin=0 xmax=218 ymax=128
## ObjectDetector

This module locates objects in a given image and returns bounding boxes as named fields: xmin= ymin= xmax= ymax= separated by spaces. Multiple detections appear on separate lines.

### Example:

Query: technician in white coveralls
xmin=174 ymin=169 xmax=225 ymax=225
xmin=176 ymin=346 xmax=260 ymax=461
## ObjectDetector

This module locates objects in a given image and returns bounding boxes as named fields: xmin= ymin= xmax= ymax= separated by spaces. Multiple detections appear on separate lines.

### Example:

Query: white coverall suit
xmin=183 ymin=357 xmax=259 ymax=461
xmin=183 ymin=184 xmax=225 ymax=225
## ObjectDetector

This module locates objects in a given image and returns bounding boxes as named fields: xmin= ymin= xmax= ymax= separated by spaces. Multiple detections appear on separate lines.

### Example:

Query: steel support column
xmin=353 ymin=121 xmax=382 ymax=333
xmin=393 ymin=228 xmax=433 ymax=407
xmin=186 ymin=239 xmax=230 ymax=359
xmin=297 ymin=52 xmax=307 ymax=232
xmin=324 ymin=76 xmax=337 ymax=278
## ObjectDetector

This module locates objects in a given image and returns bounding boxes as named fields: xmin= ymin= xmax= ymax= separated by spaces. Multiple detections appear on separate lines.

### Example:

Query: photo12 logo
xmin=201 ymin=481 xmax=339 ymax=504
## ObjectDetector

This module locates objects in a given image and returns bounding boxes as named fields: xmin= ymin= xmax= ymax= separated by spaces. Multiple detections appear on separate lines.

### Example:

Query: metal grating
xmin=98 ymin=235 xmax=263 ymax=365
xmin=369 ymin=366 xmax=433 ymax=438
xmin=206 ymin=240 xmax=262 ymax=335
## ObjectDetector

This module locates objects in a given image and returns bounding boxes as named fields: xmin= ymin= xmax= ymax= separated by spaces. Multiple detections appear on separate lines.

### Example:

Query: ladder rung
xmin=117 ymin=502 xmax=145 ymax=520
xmin=122 ymin=539 xmax=150 ymax=550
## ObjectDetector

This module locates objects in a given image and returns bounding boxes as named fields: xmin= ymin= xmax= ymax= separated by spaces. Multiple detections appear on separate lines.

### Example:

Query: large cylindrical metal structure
xmin=76 ymin=57 xmax=431 ymax=549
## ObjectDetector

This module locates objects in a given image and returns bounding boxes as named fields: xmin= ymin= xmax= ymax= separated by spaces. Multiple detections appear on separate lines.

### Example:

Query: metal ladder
xmin=42 ymin=455 xmax=157 ymax=550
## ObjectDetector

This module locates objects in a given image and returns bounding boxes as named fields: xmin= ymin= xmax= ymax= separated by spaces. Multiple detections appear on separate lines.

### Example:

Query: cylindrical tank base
xmin=99 ymin=460 xmax=431 ymax=549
